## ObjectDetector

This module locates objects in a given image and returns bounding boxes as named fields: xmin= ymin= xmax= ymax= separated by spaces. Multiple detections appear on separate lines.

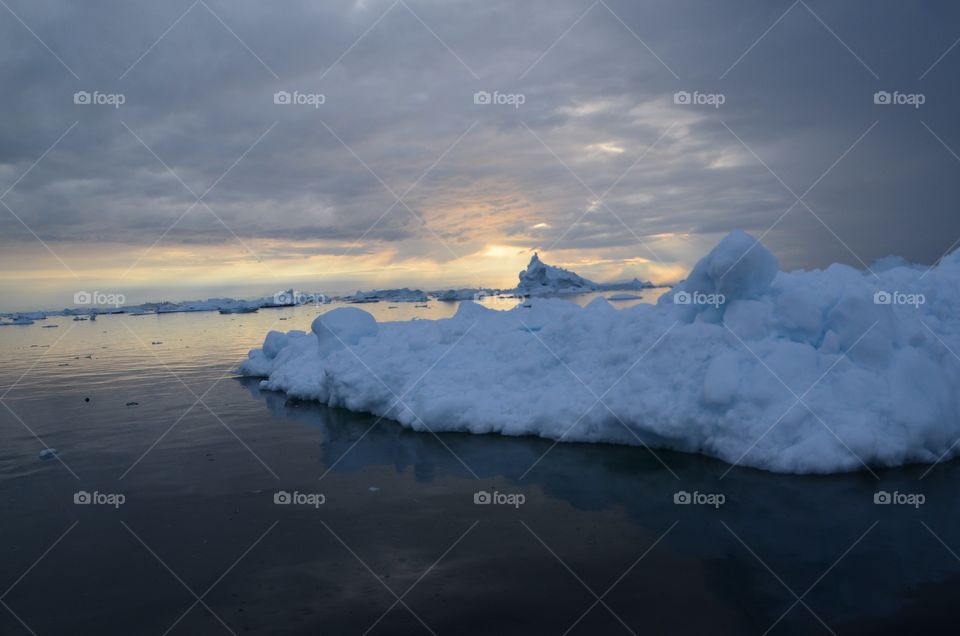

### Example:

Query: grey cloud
xmin=1 ymin=0 xmax=960 ymax=277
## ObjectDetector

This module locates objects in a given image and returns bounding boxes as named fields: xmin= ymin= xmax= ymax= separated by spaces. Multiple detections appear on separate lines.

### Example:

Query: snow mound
xmin=682 ymin=229 xmax=778 ymax=300
xmin=516 ymin=253 xmax=597 ymax=295
xmin=312 ymin=308 xmax=378 ymax=348
xmin=240 ymin=230 xmax=960 ymax=474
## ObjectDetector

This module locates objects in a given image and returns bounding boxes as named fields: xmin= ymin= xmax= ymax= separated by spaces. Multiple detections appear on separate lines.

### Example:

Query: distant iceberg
xmin=2 ymin=256 xmax=649 ymax=320
xmin=516 ymin=253 xmax=597 ymax=295
xmin=2 ymin=290 xmax=331 ymax=320
xmin=513 ymin=253 xmax=654 ymax=296
xmin=340 ymin=288 xmax=428 ymax=304
xmin=240 ymin=230 xmax=960 ymax=474
xmin=0 ymin=315 xmax=35 ymax=326
xmin=434 ymin=288 xmax=491 ymax=302
xmin=596 ymin=277 xmax=656 ymax=292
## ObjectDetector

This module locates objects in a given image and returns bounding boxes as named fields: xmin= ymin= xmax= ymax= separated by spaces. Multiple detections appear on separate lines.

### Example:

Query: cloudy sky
xmin=2 ymin=0 xmax=959 ymax=310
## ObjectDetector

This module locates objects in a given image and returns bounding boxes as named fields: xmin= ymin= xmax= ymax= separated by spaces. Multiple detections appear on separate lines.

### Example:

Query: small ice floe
xmin=0 ymin=316 xmax=34 ymax=326
xmin=606 ymin=293 xmax=642 ymax=301
xmin=219 ymin=306 xmax=259 ymax=314
xmin=368 ymin=486 xmax=381 ymax=492
xmin=38 ymin=448 xmax=58 ymax=460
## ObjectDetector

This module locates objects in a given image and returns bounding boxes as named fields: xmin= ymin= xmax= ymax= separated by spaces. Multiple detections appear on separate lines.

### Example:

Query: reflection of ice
xmin=239 ymin=375 xmax=960 ymax=628
xmin=241 ymin=376 xmax=544 ymax=481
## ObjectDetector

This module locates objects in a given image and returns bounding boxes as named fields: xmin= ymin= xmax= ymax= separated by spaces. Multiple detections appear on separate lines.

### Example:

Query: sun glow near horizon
xmin=0 ymin=231 xmax=700 ymax=312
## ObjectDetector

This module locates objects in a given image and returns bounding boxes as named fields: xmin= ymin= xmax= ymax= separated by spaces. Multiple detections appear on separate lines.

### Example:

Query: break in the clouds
xmin=2 ymin=0 xmax=960 ymax=308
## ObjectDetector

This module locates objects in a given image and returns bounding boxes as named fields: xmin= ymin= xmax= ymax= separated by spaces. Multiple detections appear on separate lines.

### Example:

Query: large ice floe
xmin=240 ymin=230 xmax=960 ymax=474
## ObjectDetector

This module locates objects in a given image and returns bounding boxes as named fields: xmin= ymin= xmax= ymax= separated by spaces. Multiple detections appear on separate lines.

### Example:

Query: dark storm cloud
xmin=2 ymin=0 xmax=960 ymax=272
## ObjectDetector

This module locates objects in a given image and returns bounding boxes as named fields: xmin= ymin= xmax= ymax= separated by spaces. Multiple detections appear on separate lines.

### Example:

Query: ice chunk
xmin=239 ymin=230 xmax=960 ymax=474
xmin=673 ymin=230 xmax=778 ymax=300
xmin=311 ymin=307 xmax=378 ymax=348
xmin=263 ymin=330 xmax=290 ymax=359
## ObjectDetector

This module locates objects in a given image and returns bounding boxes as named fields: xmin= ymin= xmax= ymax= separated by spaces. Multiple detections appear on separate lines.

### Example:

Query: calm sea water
xmin=0 ymin=296 xmax=957 ymax=635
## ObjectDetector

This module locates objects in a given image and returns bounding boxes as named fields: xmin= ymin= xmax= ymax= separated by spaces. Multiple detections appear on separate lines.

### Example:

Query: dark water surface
xmin=0 ymin=307 xmax=957 ymax=635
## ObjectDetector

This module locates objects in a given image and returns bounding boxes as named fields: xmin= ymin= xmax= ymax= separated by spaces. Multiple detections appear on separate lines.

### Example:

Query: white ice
xmin=516 ymin=253 xmax=598 ymax=295
xmin=237 ymin=230 xmax=959 ymax=473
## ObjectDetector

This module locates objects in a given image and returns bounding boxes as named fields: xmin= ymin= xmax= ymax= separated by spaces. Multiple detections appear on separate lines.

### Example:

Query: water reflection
xmin=241 ymin=377 xmax=960 ymax=632
xmin=1 ymin=304 xmax=957 ymax=634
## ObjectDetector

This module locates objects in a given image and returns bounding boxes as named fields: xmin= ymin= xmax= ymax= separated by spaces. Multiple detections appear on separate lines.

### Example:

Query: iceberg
xmin=516 ymin=253 xmax=597 ymax=295
xmin=339 ymin=288 xmax=429 ymax=304
xmin=596 ymin=277 xmax=656 ymax=292
xmin=241 ymin=230 xmax=960 ymax=474
xmin=512 ymin=253 xmax=653 ymax=296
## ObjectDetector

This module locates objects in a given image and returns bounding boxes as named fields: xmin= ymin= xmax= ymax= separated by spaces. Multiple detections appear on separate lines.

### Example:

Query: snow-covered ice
xmin=242 ymin=229 xmax=960 ymax=473
xmin=516 ymin=253 xmax=597 ymax=295
xmin=513 ymin=253 xmax=653 ymax=296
